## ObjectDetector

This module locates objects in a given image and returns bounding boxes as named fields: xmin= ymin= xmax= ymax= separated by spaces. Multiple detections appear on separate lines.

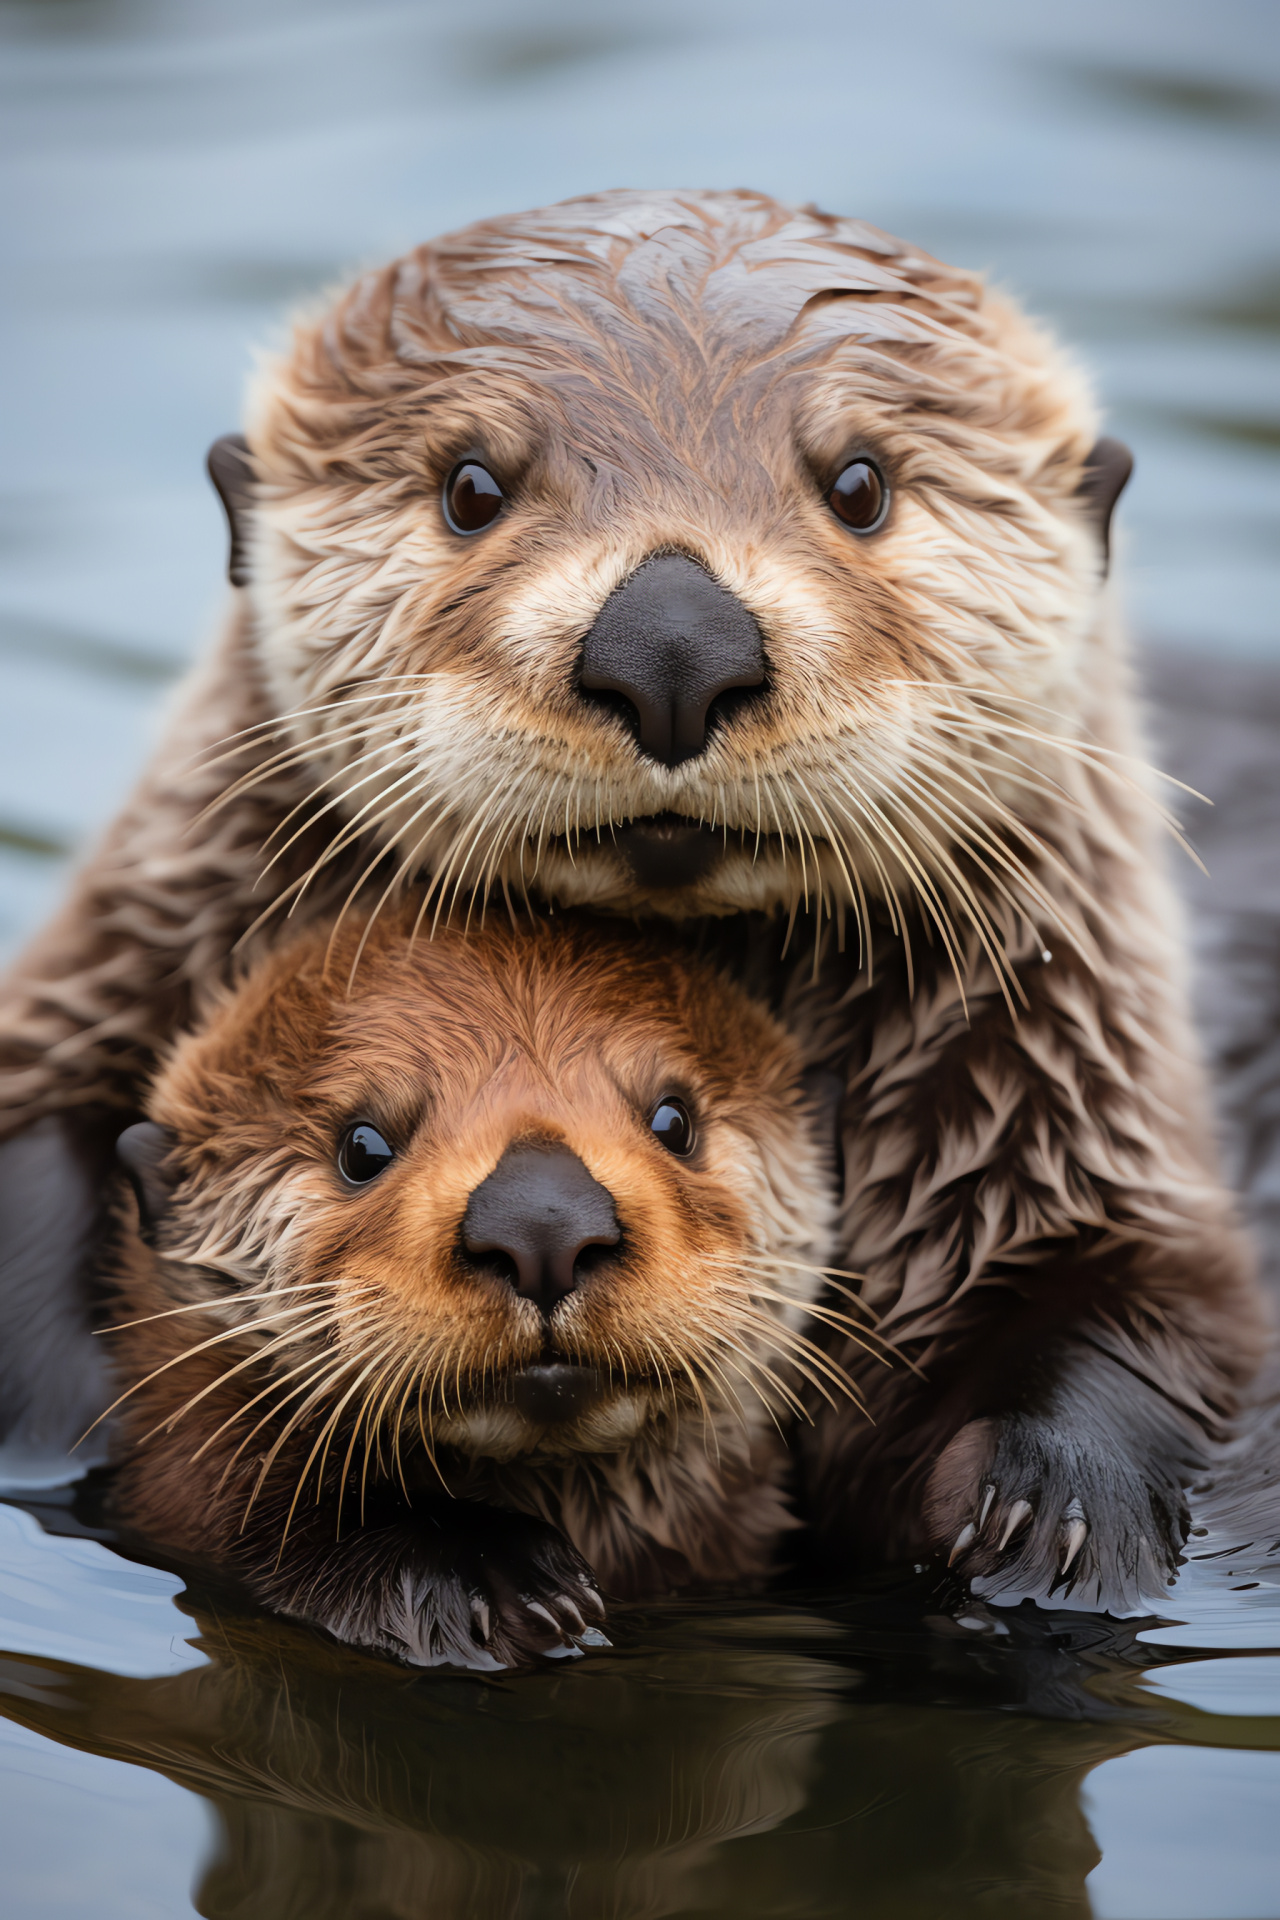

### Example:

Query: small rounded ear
xmin=206 ymin=434 xmax=255 ymax=588
xmin=1075 ymin=437 xmax=1133 ymax=571
xmin=801 ymin=1067 xmax=846 ymax=1202
xmin=116 ymin=1122 xmax=180 ymax=1240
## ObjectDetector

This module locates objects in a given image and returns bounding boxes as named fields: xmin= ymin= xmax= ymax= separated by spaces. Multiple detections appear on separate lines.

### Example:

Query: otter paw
xmin=924 ymin=1411 xmax=1189 ymax=1616
xmin=300 ymin=1506 xmax=610 ymax=1672
xmin=446 ymin=1507 xmax=610 ymax=1671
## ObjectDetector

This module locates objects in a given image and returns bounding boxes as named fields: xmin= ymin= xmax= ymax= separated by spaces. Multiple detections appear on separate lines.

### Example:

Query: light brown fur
xmin=0 ymin=188 xmax=1264 ymax=1611
xmin=0 ymin=189 xmax=1117 ymax=1114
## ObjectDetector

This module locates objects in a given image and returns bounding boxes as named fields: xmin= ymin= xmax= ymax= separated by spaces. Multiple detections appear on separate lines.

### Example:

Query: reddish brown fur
xmin=104 ymin=907 xmax=843 ymax=1665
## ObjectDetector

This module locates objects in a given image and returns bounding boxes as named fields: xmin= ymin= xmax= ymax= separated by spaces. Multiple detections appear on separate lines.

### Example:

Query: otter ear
xmin=206 ymin=434 xmax=255 ymax=588
xmin=1076 ymin=437 xmax=1133 ymax=570
xmin=117 ymin=1122 xmax=180 ymax=1239
xmin=801 ymin=1067 xmax=846 ymax=1202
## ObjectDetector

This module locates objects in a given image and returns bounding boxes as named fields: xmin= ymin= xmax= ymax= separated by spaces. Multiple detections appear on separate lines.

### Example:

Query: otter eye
xmin=828 ymin=458 xmax=888 ymax=533
xmin=649 ymin=1098 xmax=695 ymax=1157
xmin=338 ymin=1123 xmax=395 ymax=1185
xmin=443 ymin=460 xmax=504 ymax=535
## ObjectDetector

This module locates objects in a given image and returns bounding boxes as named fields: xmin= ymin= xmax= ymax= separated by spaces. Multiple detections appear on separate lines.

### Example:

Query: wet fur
xmin=103 ymin=909 xmax=843 ymax=1667
xmin=0 ymin=188 xmax=1264 ymax=1611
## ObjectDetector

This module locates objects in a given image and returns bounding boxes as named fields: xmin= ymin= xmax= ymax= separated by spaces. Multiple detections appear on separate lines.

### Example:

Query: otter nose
xmin=579 ymin=554 xmax=766 ymax=767
xmin=461 ymin=1144 xmax=620 ymax=1316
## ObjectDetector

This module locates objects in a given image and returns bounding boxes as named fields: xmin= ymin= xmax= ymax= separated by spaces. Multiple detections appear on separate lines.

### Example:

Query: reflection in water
xmin=4 ymin=1430 xmax=1279 ymax=1916
xmin=0 ymin=1574 xmax=1154 ymax=1920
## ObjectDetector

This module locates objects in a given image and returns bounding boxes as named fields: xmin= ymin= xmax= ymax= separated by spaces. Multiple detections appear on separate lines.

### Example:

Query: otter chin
xmin=507 ymin=1361 xmax=606 ymax=1427
xmin=438 ymin=1364 xmax=651 ymax=1462
xmin=611 ymin=815 xmax=726 ymax=894
xmin=544 ymin=813 xmax=766 ymax=903
xmin=407 ymin=1359 xmax=653 ymax=1466
xmin=104 ymin=905 xmax=848 ymax=1670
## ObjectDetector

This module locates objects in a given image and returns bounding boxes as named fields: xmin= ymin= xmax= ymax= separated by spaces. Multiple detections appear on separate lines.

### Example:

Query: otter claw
xmin=949 ymin=1522 xmax=977 ymax=1565
xmin=524 ymin=1599 xmax=571 ymax=1640
xmin=977 ymin=1483 xmax=996 ymax=1532
xmin=1059 ymin=1500 xmax=1088 ymax=1573
xmin=997 ymin=1499 xmax=1033 ymax=1550
xmin=469 ymin=1596 xmax=492 ymax=1644
xmin=556 ymin=1596 xmax=587 ymax=1634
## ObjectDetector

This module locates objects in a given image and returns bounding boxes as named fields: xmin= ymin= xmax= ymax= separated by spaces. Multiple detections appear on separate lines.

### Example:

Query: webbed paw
xmin=281 ymin=1503 xmax=610 ymax=1672
xmin=925 ymin=1402 xmax=1192 ymax=1617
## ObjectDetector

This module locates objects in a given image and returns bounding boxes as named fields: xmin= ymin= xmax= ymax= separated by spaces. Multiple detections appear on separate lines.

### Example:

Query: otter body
xmin=0 ymin=188 xmax=1263 ymax=1613
xmin=105 ymin=909 xmax=845 ymax=1666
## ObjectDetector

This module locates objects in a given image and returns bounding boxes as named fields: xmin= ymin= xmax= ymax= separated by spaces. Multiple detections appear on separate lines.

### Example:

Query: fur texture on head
xmin=106 ymin=907 xmax=853 ymax=1605
xmin=234 ymin=188 xmax=1110 ymax=960
xmin=0 ymin=188 xmax=1130 ymax=1137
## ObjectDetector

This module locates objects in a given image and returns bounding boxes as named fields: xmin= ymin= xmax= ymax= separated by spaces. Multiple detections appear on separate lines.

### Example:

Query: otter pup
xmin=0 ymin=189 xmax=1263 ymax=1613
xmin=103 ymin=908 xmax=847 ymax=1667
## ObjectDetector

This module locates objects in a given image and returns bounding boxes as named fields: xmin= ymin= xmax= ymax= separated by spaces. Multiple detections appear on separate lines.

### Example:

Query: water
xmin=2 ymin=1467 xmax=1280 ymax=1918
xmin=2 ymin=1 xmax=1280 ymax=1913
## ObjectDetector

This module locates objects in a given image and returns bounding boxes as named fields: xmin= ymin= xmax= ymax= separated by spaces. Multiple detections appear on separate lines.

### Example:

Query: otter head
xmin=211 ymin=189 xmax=1129 ymax=942
xmin=125 ymin=909 xmax=842 ymax=1470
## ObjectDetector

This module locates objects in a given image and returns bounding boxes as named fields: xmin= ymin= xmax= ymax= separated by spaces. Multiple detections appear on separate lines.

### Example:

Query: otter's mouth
xmin=612 ymin=815 xmax=724 ymax=890
xmin=546 ymin=814 xmax=795 ymax=892
xmin=505 ymin=1362 xmax=606 ymax=1425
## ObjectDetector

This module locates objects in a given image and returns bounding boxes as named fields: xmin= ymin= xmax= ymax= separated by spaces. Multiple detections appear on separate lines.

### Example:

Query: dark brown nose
xmin=461 ymin=1144 xmax=620 ymax=1316
xmin=579 ymin=554 xmax=766 ymax=767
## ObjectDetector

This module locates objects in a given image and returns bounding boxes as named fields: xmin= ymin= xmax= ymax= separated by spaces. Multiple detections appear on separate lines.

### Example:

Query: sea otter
xmin=103 ymin=907 xmax=846 ymax=1667
xmin=0 ymin=188 xmax=1262 ymax=1613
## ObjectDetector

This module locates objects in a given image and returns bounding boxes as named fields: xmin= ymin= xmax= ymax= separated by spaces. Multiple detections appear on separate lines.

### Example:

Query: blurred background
xmin=0 ymin=0 xmax=1277 ymax=962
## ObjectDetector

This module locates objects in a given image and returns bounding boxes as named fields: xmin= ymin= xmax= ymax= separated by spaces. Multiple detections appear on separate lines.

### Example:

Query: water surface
xmin=3 ymin=1463 xmax=1280 ymax=1918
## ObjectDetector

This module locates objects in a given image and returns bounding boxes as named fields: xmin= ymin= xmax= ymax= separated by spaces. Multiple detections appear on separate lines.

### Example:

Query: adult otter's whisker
xmin=790 ymin=769 xmax=869 ymax=963
xmin=329 ymin=786 xmax=454 ymax=982
xmin=933 ymin=702 xmax=1208 ymax=832
xmin=869 ymin=783 xmax=1031 ymax=1011
xmin=192 ymin=675 xmax=441 ymax=764
xmin=253 ymin=743 xmax=423 ymax=878
xmin=191 ymin=706 xmax=418 ymax=832
xmin=830 ymin=772 xmax=972 ymax=1012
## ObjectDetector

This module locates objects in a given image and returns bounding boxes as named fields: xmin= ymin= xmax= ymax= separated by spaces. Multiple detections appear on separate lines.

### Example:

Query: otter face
xmin=232 ymin=188 xmax=1124 ymax=943
xmin=137 ymin=910 xmax=841 ymax=1466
